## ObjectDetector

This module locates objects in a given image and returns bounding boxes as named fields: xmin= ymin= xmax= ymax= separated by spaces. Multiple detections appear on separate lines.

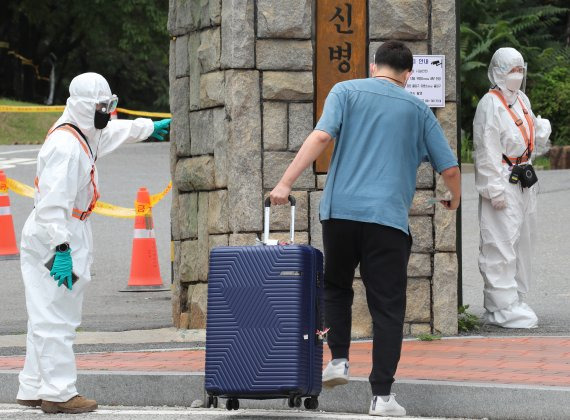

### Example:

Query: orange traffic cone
xmin=0 ymin=170 xmax=19 ymax=260
xmin=122 ymin=187 xmax=168 ymax=292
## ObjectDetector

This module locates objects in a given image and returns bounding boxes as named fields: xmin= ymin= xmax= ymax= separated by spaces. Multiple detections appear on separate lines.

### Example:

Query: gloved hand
xmin=491 ymin=195 xmax=507 ymax=210
xmin=50 ymin=248 xmax=74 ymax=290
xmin=150 ymin=118 xmax=171 ymax=141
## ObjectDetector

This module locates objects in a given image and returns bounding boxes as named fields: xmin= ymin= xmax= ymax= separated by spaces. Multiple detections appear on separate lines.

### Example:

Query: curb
xmin=1 ymin=370 xmax=568 ymax=419
xmin=461 ymin=163 xmax=474 ymax=173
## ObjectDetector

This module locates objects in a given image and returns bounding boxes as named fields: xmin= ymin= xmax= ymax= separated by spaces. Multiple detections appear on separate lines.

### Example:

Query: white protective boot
xmin=484 ymin=301 xmax=538 ymax=329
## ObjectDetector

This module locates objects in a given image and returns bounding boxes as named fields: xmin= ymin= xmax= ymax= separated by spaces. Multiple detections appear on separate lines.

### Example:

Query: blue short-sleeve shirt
xmin=315 ymin=78 xmax=458 ymax=234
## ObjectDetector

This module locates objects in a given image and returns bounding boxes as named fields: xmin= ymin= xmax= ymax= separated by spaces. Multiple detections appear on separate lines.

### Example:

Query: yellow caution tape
xmin=6 ymin=178 xmax=35 ymax=197
xmin=0 ymin=105 xmax=64 ymax=113
xmin=134 ymin=202 xmax=152 ymax=216
xmin=5 ymin=178 xmax=172 ymax=219
xmin=5 ymin=50 xmax=50 ymax=81
xmin=132 ymin=182 xmax=172 ymax=216
xmin=0 ymin=105 xmax=172 ymax=118
xmin=150 ymin=182 xmax=172 ymax=206
xmin=116 ymin=108 xmax=172 ymax=118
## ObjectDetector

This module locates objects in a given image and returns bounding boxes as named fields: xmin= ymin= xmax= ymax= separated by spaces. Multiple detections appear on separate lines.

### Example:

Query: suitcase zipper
xmin=307 ymin=250 xmax=319 ymax=397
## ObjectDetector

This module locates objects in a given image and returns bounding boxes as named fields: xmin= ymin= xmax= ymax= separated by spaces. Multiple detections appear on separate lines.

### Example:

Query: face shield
xmin=95 ymin=94 xmax=118 ymax=114
xmin=94 ymin=94 xmax=118 ymax=129
xmin=521 ymin=62 xmax=528 ymax=93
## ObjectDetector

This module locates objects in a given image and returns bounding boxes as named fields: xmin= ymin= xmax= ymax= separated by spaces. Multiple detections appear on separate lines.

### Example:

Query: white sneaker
xmin=369 ymin=394 xmax=406 ymax=417
xmin=322 ymin=358 xmax=349 ymax=388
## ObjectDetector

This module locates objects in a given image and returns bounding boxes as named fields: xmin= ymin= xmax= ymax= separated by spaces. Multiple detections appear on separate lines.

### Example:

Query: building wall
xmin=168 ymin=0 xmax=458 ymax=336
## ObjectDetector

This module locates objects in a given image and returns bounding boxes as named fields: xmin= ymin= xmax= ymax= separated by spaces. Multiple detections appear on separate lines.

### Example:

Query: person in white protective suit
xmin=16 ymin=73 xmax=171 ymax=414
xmin=473 ymin=48 xmax=551 ymax=329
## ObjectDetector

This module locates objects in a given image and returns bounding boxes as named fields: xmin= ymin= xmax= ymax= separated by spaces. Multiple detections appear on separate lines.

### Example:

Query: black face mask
xmin=94 ymin=110 xmax=110 ymax=129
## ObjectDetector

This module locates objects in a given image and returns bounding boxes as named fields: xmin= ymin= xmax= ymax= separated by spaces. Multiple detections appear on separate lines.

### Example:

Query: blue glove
xmin=150 ymin=118 xmax=171 ymax=141
xmin=50 ymin=248 xmax=74 ymax=291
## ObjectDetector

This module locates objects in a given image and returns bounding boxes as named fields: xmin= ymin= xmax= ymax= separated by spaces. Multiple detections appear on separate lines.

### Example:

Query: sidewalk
xmin=1 ymin=336 xmax=569 ymax=419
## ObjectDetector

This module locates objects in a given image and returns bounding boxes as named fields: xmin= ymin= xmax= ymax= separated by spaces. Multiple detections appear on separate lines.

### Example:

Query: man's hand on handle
xmin=270 ymin=181 xmax=292 ymax=205
xmin=441 ymin=196 xmax=461 ymax=211
xmin=440 ymin=166 xmax=461 ymax=211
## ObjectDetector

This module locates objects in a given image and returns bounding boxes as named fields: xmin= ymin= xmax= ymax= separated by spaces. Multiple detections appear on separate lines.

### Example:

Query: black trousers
xmin=322 ymin=219 xmax=412 ymax=395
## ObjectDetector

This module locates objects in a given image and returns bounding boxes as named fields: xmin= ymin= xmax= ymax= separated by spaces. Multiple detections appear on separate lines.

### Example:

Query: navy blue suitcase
xmin=205 ymin=197 xmax=324 ymax=411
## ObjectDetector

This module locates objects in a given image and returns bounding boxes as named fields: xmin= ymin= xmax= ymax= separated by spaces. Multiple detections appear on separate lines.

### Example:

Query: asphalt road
xmin=461 ymin=168 xmax=570 ymax=334
xmin=0 ymin=143 xmax=173 ymax=334
xmin=0 ymin=405 xmax=471 ymax=420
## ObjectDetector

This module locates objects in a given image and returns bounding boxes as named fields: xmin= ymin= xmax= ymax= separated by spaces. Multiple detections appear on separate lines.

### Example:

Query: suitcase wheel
xmin=288 ymin=396 xmax=302 ymax=408
xmin=226 ymin=398 xmax=239 ymax=410
xmin=304 ymin=396 xmax=319 ymax=410
xmin=206 ymin=395 xmax=218 ymax=408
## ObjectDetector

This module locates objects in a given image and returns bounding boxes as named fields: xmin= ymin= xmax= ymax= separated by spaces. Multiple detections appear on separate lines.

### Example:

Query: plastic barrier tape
xmin=0 ymin=105 xmax=64 ymax=113
xmin=0 ymin=105 xmax=171 ymax=118
xmin=6 ymin=177 xmax=171 ymax=219
xmin=116 ymin=108 xmax=172 ymax=118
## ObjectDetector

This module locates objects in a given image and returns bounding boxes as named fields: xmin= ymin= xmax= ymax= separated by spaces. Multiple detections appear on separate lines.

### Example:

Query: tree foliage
xmin=461 ymin=0 xmax=569 ymax=144
xmin=0 ymin=0 xmax=169 ymax=111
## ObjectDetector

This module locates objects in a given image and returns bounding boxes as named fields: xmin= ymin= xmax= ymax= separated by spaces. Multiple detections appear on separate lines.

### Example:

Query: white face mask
xmin=505 ymin=73 xmax=523 ymax=92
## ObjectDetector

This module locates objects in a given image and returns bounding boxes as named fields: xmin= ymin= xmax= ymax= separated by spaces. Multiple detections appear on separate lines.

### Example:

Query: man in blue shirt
xmin=270 ymin=41 xmax=460 ymax=417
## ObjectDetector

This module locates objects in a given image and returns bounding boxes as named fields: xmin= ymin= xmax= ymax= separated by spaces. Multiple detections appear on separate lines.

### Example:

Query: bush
xmin=458 ymin=305 xmax=481 ymax=333
xmin=528 ymin=57 xmax=570 ymax=146
xmin=461 ymin=132 xmax=474 ymax=164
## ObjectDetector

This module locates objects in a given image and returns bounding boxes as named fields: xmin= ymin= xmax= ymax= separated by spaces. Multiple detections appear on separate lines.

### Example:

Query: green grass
xmin=0 ymin=98 xmax=61 ymax=145
xmin=533 ymin=155 xmax=551 ymax=170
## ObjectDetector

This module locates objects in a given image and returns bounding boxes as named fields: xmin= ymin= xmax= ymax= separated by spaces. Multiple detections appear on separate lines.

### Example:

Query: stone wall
xmin=169 ymin=0 xmax=459 ymax=336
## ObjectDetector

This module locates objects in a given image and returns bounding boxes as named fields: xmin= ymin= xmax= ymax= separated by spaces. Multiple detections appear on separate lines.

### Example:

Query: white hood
xmin=488 ymin=47 xmax=524 ymax=103
xmin=55 ymin=72 xmax=113 ymax=142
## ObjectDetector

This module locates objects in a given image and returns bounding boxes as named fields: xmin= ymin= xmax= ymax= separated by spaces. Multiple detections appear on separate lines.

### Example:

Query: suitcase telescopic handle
xmin=263 ymin=196 xmax=296 ymax=244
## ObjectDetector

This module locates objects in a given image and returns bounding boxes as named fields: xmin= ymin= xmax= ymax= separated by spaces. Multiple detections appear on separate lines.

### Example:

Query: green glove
xmin=50 ymin=248 xmax=74 ymax=291
xmin=150 ymin=118 xmax=171 ymax=141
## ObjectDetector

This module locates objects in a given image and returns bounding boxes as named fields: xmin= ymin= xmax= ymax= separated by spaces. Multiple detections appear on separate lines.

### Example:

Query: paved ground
xmin=1 ymin=337 xmax=568 ymax=419
xmin=461 ymin=169 xmax=570 ymax=335
xmin=0 ymin=405 xmax=471 ymax=420
xmin=0 ymin=144 xmax=173 ymax=334
xmin=2 ymin=337 xmax=569 ymax=388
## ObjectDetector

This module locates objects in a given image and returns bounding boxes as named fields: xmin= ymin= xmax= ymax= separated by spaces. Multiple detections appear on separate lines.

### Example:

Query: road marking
xmin=0 ymin=157 xmax=37 ymax=169
xmin=0 ymin=406 xmax=444 ymax=419
xmin=0 ymin=148 xmax=40 ymax=156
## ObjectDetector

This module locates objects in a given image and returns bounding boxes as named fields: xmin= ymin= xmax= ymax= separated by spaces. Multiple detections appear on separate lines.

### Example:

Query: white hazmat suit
xmin=473 ymin=48 xmax=551 ymax=328
xmin=17 ymin=73 xmax=154 ymax=402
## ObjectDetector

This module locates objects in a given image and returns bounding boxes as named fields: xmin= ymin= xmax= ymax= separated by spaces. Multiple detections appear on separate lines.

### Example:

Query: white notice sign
xmin=406 ymin=55 xmax=445 ymax=108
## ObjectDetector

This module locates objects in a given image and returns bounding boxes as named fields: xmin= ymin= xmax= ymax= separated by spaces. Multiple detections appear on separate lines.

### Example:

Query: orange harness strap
xmin=489 ymin=90 xmax=535 ymax=164
xmin=35 ymin=124 xmax=100 ymax=221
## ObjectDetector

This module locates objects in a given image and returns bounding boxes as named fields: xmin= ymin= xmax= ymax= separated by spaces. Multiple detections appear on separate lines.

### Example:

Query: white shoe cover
xmin=484 ymin=301 xmax=538 ymax=329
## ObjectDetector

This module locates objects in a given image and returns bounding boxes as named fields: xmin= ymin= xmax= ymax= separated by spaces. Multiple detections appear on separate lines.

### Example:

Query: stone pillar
xmin=169 ymin=0 xmax=459 ymax=336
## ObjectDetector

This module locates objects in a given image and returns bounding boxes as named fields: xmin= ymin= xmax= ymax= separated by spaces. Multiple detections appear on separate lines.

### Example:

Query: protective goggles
xmin=95 ymin=94 xmax=118 ymax=114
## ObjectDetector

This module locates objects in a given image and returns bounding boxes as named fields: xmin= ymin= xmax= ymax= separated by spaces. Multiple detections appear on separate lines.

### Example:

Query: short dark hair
xmin=374 ymin=41 xmax=413 ymax=72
